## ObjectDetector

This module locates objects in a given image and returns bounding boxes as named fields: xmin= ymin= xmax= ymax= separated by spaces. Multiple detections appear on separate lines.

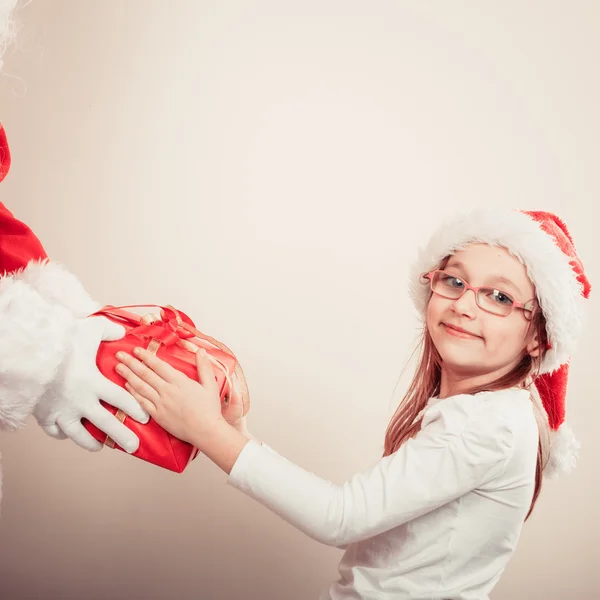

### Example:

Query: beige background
xmin=0 ymin=1 xmax=599 ymax=599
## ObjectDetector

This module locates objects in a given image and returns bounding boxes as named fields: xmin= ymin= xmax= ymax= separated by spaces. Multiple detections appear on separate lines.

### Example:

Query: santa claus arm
xmin=0 ymin=201 xmax=148 ymax=452
xmin=0 ymin=20 xmax=147 ymax=450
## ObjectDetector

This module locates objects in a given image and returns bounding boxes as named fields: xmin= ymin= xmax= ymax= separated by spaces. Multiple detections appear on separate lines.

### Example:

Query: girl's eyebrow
xmin=446 ymin=260 xmax=524 ymax=297
xmin=444 ymin=260 xmax=469 ymax=278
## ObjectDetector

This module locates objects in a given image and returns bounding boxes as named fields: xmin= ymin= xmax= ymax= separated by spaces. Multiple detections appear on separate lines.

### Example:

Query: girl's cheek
xmin=426 ymin=296 xmax=440 ymax=322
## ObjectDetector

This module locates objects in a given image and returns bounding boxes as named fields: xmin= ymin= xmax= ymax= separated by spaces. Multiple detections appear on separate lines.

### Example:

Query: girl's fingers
xmin=124 ymin=382 xmax=157 ymax=416
xmin=133 ymin=347 xmax=182 ymax=383
xmin=116 ymin=352 xmax=166 ymax=392
xmin=195 ymin=350 xmax=219 ymax=395
xmin=116 ymin=363 xmax=161 ymax=405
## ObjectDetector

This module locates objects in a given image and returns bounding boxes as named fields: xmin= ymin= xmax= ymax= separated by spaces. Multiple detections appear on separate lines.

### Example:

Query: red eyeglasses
xmin=422 ymin=270 xmax=537 ymax=319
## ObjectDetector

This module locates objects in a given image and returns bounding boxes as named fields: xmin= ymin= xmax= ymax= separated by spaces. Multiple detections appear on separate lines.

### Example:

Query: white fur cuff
xmin=0 ymin=275 xmax=77 ymax=429
xmin=15 ymin=259 xmax=100 ymax=318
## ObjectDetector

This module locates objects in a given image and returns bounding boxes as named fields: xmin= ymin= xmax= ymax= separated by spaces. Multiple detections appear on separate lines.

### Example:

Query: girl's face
xmin=426 ymin=243 xmax=540 ymax=384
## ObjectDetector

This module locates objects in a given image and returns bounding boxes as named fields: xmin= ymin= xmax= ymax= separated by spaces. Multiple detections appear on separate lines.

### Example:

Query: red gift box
xmin=83 ymin=304 xmax=249 ymax=473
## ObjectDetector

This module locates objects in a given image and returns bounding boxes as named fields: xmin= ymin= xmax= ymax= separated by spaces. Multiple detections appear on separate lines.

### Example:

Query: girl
xmin=115 ymin=208 xmax=590 ymax=600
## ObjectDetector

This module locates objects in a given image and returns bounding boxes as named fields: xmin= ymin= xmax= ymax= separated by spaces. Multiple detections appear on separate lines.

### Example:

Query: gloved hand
xmin=34 ymin=315 xmax=150 ymax=453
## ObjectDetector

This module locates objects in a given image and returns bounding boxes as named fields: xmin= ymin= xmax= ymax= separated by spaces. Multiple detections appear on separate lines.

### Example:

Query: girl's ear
xmin=526 ymin=332 xmax=541 ymax=358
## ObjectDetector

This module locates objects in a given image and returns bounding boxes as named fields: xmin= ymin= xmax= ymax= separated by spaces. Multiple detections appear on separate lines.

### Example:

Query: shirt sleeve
xmin=227 ymin=395 xmax=515 ymax=547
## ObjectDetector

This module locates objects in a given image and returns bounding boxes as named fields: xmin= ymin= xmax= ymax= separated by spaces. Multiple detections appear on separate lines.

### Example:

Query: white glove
xmin=34 ymin=316 xmax=150 ymax=453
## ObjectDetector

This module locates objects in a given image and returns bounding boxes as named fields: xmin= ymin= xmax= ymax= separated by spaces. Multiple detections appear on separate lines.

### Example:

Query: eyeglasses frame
xmin=421 ymin=269 xmax=538 ymax=320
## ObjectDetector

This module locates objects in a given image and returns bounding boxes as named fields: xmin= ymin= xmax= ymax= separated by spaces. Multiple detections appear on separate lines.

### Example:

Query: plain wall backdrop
xmin=0 ymin=1 xmax=598 ymax=599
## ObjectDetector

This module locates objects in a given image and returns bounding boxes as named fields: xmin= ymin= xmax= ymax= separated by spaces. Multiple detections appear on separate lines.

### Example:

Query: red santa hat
xmin=409 ymin=208 xmax=591 ymax=478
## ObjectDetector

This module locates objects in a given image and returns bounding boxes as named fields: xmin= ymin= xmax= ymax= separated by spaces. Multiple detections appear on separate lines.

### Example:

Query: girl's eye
xmin=488 ymin=290 xmax=514 ymax=305
xmin=442 ymin=275 xmax=464 ymax=288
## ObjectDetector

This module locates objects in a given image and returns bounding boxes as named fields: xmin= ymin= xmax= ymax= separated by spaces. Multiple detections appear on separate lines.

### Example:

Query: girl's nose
xmin=451 ymin=289 xmax=478 ymax=318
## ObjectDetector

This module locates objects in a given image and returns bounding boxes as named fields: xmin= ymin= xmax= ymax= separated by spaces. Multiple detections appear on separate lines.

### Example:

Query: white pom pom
xmin=544 ymin=422 xmax=580 ymax=479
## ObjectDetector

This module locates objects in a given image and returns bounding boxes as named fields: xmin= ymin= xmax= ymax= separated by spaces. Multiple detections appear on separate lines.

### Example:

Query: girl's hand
xmin=114 ymin=346 xmax=227 ymax=445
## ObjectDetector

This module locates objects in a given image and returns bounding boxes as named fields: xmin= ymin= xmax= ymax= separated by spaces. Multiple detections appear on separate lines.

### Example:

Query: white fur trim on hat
xmin=544 ymin=423 xmax=580 ymax=479
xmin=409 ymin=208 xmax=584 ymax=375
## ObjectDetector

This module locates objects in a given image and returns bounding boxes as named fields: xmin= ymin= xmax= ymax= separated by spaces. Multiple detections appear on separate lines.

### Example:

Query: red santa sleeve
xmin=0 ymin=201 xmax=100 ymax=313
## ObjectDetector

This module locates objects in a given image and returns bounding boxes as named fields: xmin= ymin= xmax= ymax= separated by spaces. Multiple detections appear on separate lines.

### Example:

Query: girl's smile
xmin=441 ymin=322 xmax=483 ymax=340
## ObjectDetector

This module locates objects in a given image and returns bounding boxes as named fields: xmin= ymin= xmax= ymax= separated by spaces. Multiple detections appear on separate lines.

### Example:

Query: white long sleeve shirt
xmin=227 ymin=388 xmax=539 ymax=599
